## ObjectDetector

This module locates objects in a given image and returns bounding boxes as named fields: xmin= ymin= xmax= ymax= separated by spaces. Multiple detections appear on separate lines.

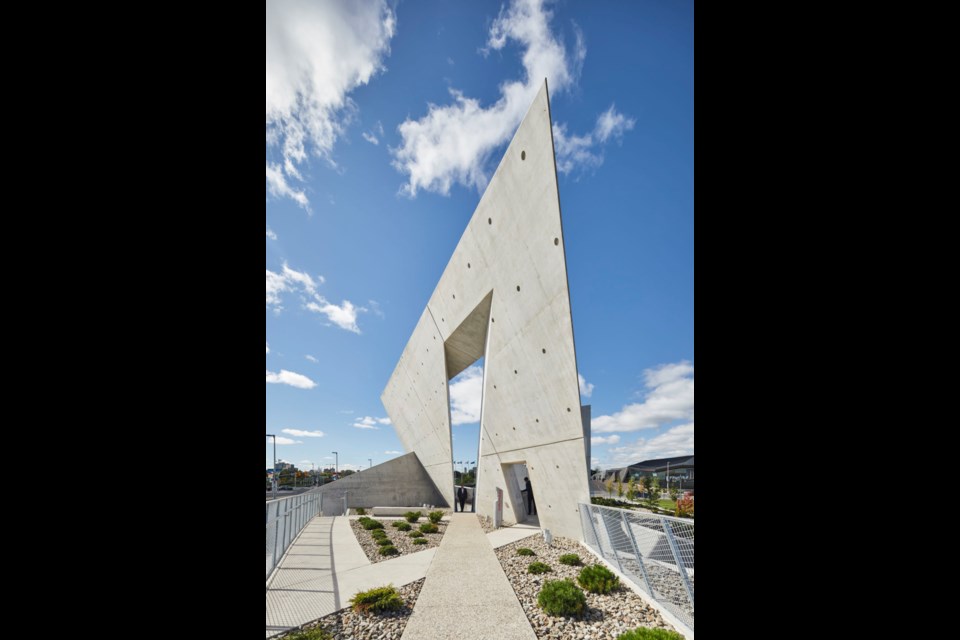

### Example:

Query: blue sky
xmin=266 ymin=0 xmax=693 ymax=474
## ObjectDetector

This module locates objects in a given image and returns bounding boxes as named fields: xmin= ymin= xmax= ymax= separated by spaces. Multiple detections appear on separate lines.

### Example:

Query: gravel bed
xmin=277 ymin=578 xmax=424 ymax=640
xmin=350 ymin=518 xmax=448 ymax=563
xmin=495 ymin=536 xmax=676 ymax=640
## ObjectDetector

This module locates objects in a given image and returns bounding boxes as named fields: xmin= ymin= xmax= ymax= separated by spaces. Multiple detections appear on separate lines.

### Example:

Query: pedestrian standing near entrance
xmin=524 ymin=476 xmax=536 ymax=515
xmin=457 ymin=485 xmax=467 ymax=512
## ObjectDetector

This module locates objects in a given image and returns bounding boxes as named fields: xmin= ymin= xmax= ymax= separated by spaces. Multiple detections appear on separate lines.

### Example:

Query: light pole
xmin=332 ymin=451 xmax=338 ymax=476
xmin=368 ymin=458 xmax=372 ymax=470
xmin=267 ymin=434 xmax=277 ymax=500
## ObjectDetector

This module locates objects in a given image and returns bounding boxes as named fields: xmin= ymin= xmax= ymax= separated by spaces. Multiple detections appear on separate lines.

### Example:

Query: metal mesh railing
xmin=265 ymin=489 xmax=324 ymax=581
xmin=579 ymin=503 xmax=694 ymax=631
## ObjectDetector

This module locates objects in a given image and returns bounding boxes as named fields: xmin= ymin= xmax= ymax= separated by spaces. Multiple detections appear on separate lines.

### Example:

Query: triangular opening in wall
xmin=443 ymin=290 xmax=493 ymax=380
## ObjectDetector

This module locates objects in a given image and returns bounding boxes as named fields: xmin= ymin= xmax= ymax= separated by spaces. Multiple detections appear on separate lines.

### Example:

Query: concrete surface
xmin=486 ymin=521 xmax=541 ymax=549
xmin=401 ymin=513 xmax=536 ymax=640
xmin=265 ymin=515 xmax=436 ymax=638
xmin=313 ymin=452 xmax=447 ymax=515
xmin=381 ymin=80 xmax=591 ymax=540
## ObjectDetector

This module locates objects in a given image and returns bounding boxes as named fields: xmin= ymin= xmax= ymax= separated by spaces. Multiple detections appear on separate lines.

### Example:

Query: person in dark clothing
xmin=524 ymin=476 xmax=536 ymax=515
xmin=457 ymin=485 xmax=468 ymax=512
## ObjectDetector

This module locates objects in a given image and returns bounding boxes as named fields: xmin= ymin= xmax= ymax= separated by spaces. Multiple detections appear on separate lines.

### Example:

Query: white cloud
xmin=353 ymin=416 xmax=391 ymax=430
xmin=595 ymin=104 xmax=635 ymax=143
xmin=362 ymin=132 xmax=379 ymax=145
xmin=266 ymin=341 xmax=270 ymax=354
xmin=385 ymin=450 xmax=403 ymax=454
xmin=266 ymin=369 xmax=317 ymax=389
xmin=267 ymin=262 xmax=364 ymax=334
xmin=592 ymin=360 xmax=694 ymax=433
xmin=305 ymin=355 xmax=318 ymax=363
xmin=281 ymin=428 xmax=326 ymax=438
xmin=605 ymin=423 xmax=694 ymax=468
xmin=266 ymin=227 xmax=278 ymax=240
xmin=578 ymin=373 xmax=594 ymax=398
xmin=273 ymin=436 xmax=303 ymax=445
xmin=266 ymin=163 xmax=310 ymax=210
xmin=552 ymin=105 xmax=635 ymax=176
xmin=266 ymin=0 xmax=396 ymax=208
xmin=450 ymin=365 xmax=483 ymax=424
xmin=591 ymin=435 xmax=620 ymax=445
xmin=392 ymin=0 xmax=587 ymax=196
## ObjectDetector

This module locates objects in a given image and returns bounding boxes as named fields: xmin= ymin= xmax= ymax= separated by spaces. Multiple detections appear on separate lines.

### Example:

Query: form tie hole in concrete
xmin=488 ymin=217 xmax=492 ymax=225
xmin=491 ymin=317 xmax=495 ymax=323
xmin=521 ymin=150 xmax=526 ymax=160
xmin=452 ymin=294 xmax=455 ymax=299
xmin=542 ymin=348 xmax=546 ymax=354
xmin=514 ymin=370 xmax=518 ymax=374
xmin=468 ymin=263 xmax=471 ymax=268
xmin=567 ymin=408 xmax=571 ymax=412
xmin=554 ymin=237 xmax=559 ymax=246
xmin=516 ymin=285 xmax=521 ymax=292
xmin=536 ymin=419 xmax=539 ymax=423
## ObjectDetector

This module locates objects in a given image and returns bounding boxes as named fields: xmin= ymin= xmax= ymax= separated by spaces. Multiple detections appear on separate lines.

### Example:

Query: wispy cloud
xmin=281 ymin=428 xmax=326 ymax=438
xmin=605 ymin=423 xmax=694 ymax=467
xmin=339 ymin=409 xmax=355 ymax=414
xmin=362 ymin=131 xmax=379 ymax=145
xmin=266 ymin=227 xmax=278 ymax=240
xmin=305 ymin=355 xmax=318 ymax=363
xmin=450 ymin=365 xmax=483 ymax=424
xmin=391 ymin=0 xmax=629 ymax=196
xmin=578 ymin=373 xmax=594 ymax=398
xmin=266 ymin=262 xmax=365 ymax=334
xmin=266 ymin=0 xmax=396 ymax=208
xmin=591 ymin=435 xmax=620 ymax=445
xmin=266 ymin=369 xmax=317 ymax=389
xmin=552 ymin=105 xmax=635 ymax=176
xmin=592 ymin=360 xmax=694 ymax=433
xmin=385 ymin=450 xmax=403 ymax=454
xmin=266 ymin=341 xmax=270 ymax=355
xmin=353 ymin=416 xmax=392 ymax=430
xmin=272 ymin=436 xmax=303 ymax=445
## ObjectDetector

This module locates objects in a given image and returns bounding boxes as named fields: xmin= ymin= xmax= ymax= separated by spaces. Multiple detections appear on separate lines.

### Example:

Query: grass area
xmin=657 ymin=499 xmax=676 ymax=511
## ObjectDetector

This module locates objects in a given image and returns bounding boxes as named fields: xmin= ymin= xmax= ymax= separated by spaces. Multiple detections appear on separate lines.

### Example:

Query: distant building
xmin=597 ymin=455 xmax=694 ymax=490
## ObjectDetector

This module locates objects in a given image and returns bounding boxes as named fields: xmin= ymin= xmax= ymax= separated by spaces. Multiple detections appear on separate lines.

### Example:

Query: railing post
xmin=620 ymin=510 xmax=655 ymax=595
xmin=583 ymin=504 xmax=602 ymax=552
xmin=662 ymin=518 xmax=695 ymax=608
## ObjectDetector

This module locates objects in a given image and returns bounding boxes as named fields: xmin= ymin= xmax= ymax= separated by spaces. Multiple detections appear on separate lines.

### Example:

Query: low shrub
xmin=517 ymin=548 xmax=535 ymax=556
xmin=391 ymin=521 xmax=403 ymax=528
xmin=590 ymin=496 xmax=636 ymax=510
xmin=428 ymin=510 xmax=445 ymax=524
xmin=527 ymin=561 xmax=552 ymax=574
xmin=361 ymin=519 xmax=384 ymax=530
xmin=349 ymin=584 xmax=403 ymax=613
xmin=371 ymin=533 xmax=388 ymax=542
xmin=378 ymin=545 xmax=399 ymax=556
xmin=419 ymin=522 xmax=439 ymax=534
xmin=355 ymin=508 xmax=366 ymax=516
xmin=396 ymin=522 xmax=412 ymax=531
xmin=412 ymin=537 xmax=428 ymax=545
xmin=284 ymin=626 xmax=333 ymax=640
xmin=615 ymin=629 xmax=684 ymax=640
xmin=378 ymin=539 xmax=395 ymax=548
xmin=537 ymin=579 xmax=586 ymax=616
xmin=409 ymin=530 xmax=424 ymax=538
xmin=404 ymin=511 xmax=422 ymax=523
xmin=675 ymin=496 xmax=694 ymax=518
xmin=558 ymin=554 xmax=582 ymax=566
xmin=578 ymin=564 xmax=620 ymax=594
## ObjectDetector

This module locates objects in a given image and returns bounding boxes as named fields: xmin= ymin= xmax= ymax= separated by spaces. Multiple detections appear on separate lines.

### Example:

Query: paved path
xmin=400 ymin=513 xmax=537 ymax=640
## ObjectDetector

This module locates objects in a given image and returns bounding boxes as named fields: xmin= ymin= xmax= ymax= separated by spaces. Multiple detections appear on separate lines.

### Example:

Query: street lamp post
xmin=267 ymin=434 xmax=277 ymax=500
xmin=332 ymin=451 xmax=338 ymax=476
xmin=368 ymin=458 xmax=372 ymax=470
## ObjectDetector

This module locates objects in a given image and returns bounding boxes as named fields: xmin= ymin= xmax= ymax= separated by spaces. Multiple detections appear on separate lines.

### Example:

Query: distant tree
xmin=669 ymin=486 xmax=680 ymax=503
xmin=644 ymin=476 xmax=661 ymax=510
xmin=626 ymin=477 xmax=636 ymax=501
xmin=616 ymin=479 xmax=624 ymax=498
xmin=605 ymin=478 xmax=614 ymax=498
xmin=341 ymin=469 xmax=355 ymax=477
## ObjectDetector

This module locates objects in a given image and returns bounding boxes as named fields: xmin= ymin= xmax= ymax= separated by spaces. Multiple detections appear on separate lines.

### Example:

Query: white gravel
xmin=495 ymin=536 xmax=677 ymax=640
xmin=278 ymin=578 xmax=424 ymax=640
xmin=350 ymin=517 xmax=448 ymax=563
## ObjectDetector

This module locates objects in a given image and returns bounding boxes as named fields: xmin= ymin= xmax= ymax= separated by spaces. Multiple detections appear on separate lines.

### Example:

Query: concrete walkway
xmin=266 ymin=516 xmax=437 ymax=638
xmin=401 ymin=513 xmax=537 ymax=640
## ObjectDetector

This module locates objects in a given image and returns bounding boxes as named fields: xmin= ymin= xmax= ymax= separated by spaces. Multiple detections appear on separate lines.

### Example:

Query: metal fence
xmin=579 ymin=503 xmax=694 ymax=631
xmin=265 ymin=489 xmax=323 ymax=581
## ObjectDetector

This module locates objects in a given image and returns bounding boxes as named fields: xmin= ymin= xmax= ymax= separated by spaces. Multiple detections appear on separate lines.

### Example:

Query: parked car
xmin=279 ymin=486 xmax=294 ymax=491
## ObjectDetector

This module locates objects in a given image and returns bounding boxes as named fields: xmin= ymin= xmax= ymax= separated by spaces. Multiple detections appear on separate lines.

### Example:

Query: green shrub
xmin=361 ymin=519 xmax=384 ymax=530
xmin=578 ymin=564 xmax=620 ymax=594
xmin=391 ymin=521 xmax=403 ymax=528
xmin=517 ymin=548 xmax=535 ymax=556
xmin=409 ymin=530 xmax=424 ymax=538
xmin=428 ymin=510 xmax=444 ymax=524
xmin=356 ymin=508 xmax=366 ymax=516
xmin=378 ymin=539 xmax=395 ymax=548
xmin=537 ymin=579 xmax=586 ymax=616
xmin=412 ymin=537 xmax=428 ymax=545
xmin=284 ymin=626 xmax=333 ymax=640
xmin=558 ymin=554 xmax=582 ymax=566
xmin=528 ymin=561 xmax=552 ymax=574
xmin=419 ymin=522 xmax=439 ymax=534
xmin=404 ymin=511 xmax=422 ymax=523
xmin=615 ymin=628 xmax=684 ymax=640
xmin=396 ymin=522 xmax=412 ymax=531
xmin=378 ymin=545 xmax=399 ymax=556
xmin=371 ymin=528 xmax=387 ymax=536
xmin=349 ymin=585 xmax=403 ymax=613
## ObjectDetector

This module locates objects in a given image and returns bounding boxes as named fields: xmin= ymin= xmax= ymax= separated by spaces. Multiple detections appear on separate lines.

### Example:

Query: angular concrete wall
xmin=315 ymin=452 xmax=446 ymax=516
xmin=381 ymin=81 xmax=590 ymax=540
